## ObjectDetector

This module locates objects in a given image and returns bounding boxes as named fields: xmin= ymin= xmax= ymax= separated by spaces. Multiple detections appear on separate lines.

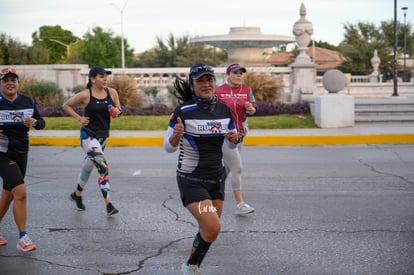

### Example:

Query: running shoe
xmin=181 ymin=262 xmax=201 ymax=275
xmin=235 ymin=202 xmax=255 ymax=215
xmin=16 ymin=234 xmax=36 ymax=252
xmin=106 ymin=203 xmax=119 ymax=216
xmin=70 ymin=192 xmax=85 ymax=211
xmin=0 ymin=231 xmax=7 ymax=246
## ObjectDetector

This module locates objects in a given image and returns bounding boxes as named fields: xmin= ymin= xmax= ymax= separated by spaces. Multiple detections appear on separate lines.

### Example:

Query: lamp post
xmin=402 ymin=6 xmax=408 ymax=82
xmin=37 ymin=29 xmax=72 ymax=56
xmin=111 ymin=0 xmax=128 ymax=69
xmin=392 ymin=0 xmax=399 ymax=96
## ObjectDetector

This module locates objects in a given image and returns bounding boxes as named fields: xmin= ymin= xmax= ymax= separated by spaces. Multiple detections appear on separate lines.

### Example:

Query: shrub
xmin=21 ymin=82 xmax=63 ymax=106
xmin=72 ymin=85 xmax=85 ymax=94
xmin=143 ymin=87 xmax=160 ymax=104
xmin=166 ymin=85 xmax=180 ymax=107
xmin=104 ymin=104 xmax=171 ymax=116
xmin=108 ymin=75 xmax=143 ymax=107
xmin=255 ymin=101 xmax=310 ymax=116
xmin=243 ymin=72 xmax=284 ymax=103
xmin=17 ymin=74 xmax=37 ymax=91
xmin=37 ymin=101 xmax=309 ymax=117
xmin=38 ymin=105 xmax=83 ymax=117
xmin=37 ymin=103 xmax=172 ymax=117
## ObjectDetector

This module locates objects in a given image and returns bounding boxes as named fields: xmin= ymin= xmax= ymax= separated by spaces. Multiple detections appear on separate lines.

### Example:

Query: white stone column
xmin=289 ymin=3 xmax=317 ymax=103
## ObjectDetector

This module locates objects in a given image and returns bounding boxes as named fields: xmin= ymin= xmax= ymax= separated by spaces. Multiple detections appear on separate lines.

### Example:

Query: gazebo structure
xmin=190 ymin=26 xmax=295 ymax=66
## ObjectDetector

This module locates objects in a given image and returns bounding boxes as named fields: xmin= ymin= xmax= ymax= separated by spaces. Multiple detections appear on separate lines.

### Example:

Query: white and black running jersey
xmin=165 ymin=100 xmax=236 ymax=178
xmin=0 ymin=94 xmax=45 ymax=154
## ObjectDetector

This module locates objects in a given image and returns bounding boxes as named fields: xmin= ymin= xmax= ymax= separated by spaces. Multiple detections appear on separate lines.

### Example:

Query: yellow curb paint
xmin=243 ymin=134 xmax=414 ymax=146
xmin=30 ymin=137 xmax=79 ymax=146
xmin=107 ymin=137 xmax=164 ymax=146
xmin=29 ymin=136 xmax=164 ymax=147
xmin=30 ymin=134 xmax=414 ymax=146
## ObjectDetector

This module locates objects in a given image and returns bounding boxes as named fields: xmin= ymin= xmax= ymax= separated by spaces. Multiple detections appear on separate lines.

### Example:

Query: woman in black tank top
xmin=62 ymin=66 xmax=122 ymax=216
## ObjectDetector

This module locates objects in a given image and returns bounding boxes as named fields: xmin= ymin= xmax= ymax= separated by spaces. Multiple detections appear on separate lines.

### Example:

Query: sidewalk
xmin=29 ymin=123 xmax=414 ymax=146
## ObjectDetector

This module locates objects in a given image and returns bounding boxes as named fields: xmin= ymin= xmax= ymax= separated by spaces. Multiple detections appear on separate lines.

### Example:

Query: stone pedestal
xmin=289 ymin=63 xmax=317 ymax=102
xmin=314 ymin=94 xmax=355 ymax=128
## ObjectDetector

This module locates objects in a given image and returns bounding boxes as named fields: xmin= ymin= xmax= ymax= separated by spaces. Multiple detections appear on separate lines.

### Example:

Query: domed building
xmin=190 ymin=26 xmax=295 ymax=66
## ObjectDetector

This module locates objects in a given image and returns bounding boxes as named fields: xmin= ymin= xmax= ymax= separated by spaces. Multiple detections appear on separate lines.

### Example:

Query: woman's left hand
xmin=113 ymin=107 xmax=122 ymax=117
xmin=244 ymin=102 xmax=256 ymax=115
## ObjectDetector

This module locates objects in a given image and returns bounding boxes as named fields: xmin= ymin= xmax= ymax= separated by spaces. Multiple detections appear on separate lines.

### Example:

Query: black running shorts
xmin=0 ymin=152 xmax=27 ymax=191
xmin=177 ymin=172 xmax=226 ymax=207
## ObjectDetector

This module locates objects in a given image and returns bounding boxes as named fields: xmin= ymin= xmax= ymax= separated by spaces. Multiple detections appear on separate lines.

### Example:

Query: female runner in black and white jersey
xmin=0 ymin=67 xmax=46 ymax=252
xmin=164 ymin=63 xmax=239 ymax=274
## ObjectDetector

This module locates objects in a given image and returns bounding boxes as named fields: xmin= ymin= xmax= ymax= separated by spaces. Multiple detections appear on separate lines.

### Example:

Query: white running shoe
xmin=181 ymin=262 xmax=201 ymax=275
xmin=16 ymin=234 xmax=36 ymax=252
xmin=235 ymin=202 xmax=255 ymax=215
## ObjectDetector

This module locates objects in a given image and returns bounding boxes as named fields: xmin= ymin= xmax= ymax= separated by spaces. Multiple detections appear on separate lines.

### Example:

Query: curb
xmin=29 ymin=133 xmax=414 ymax=146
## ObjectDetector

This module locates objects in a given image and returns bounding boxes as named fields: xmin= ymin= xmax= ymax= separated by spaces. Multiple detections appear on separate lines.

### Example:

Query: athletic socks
xmin=76 ymin=184 xmax=84 ymax=192
xmin=186 ymin=232 xmax=212 ymax=267
xmin=19 ymin=231 xmax=27 ymax=239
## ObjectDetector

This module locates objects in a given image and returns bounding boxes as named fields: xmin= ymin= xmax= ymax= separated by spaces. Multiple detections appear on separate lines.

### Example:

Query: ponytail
xmin=172 ymin=76 xmax=193 ymax=103
xmin=86 ymin=78 xmax=92 ymax=89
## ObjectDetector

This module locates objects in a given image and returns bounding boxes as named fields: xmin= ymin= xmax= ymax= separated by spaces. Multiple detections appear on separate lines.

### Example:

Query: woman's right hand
xmin=78 ymin=116 xmax=90 ymax=126
xmin=173 ymin=117 xmax=184 ymax=138
xmin=169 ymin=117 xmax=184 ymax=147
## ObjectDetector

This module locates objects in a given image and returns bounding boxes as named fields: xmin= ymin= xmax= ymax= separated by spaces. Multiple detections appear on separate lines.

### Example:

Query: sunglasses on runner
xmin=0 ymin=67 xmax=19 ymax=80
xmin=189 ymin=64 xmax=215 ymax=80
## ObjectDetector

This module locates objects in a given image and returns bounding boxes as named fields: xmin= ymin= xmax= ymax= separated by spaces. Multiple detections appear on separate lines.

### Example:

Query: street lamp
xmin=402 ymin=6 xmax=408 ymax=82
xmin=392 ymin=0 xmax=399 ymax=96
xmin=111 ymin=0 xmax=128 ymax=69
xmin=37 ymin=29 xmax=72 ymax=57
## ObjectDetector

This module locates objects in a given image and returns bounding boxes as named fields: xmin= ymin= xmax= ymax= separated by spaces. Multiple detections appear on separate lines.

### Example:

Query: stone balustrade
xmin=5 ymin=64 xmax=414 ymax=103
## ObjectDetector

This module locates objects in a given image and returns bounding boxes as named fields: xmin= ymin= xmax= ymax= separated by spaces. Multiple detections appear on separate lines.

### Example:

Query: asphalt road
xmin=1 ymin=145 xmax=413 ymax=275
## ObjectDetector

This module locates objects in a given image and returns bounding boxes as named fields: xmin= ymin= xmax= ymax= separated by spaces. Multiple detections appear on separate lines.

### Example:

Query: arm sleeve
xmin=32 ymin=103 xmax=46 ymax=130
xmin=164 ymin=125 xmax=178 ymax=153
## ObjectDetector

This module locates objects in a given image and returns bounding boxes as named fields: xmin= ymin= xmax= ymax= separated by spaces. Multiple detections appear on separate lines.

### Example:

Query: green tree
xmin=27 ymin=44 xmax=50 ymax=64
xmin=134 ymin=33 xmax=227 ymax=67
xmin=380 ymin=20 xmax=413 ymax=59
xmin=337 ymin=20 xmax=413 ymax=74
xmin=314 ymin=40 xmax=338 ymax=51
xmin=66 ymin=41 xmax=85 ymax=64
xmin=33 ymin=25 xmax=78 ymax=64
xmin=78 ymin=26 xmax=134 ymax=68
xmin=0 ymin=33 xmax=29 ymax=65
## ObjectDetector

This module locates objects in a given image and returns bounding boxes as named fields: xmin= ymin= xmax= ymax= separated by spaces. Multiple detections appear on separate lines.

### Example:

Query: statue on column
xmin=370 ymin=49 xmax=380 ymax=75
xmin=292 ymin=2 xmax=314 ymax=64
xmin=370 ymin=49 xmax=381 ymax=82
xmin=289 ymin=2 xmax=317 ymax=103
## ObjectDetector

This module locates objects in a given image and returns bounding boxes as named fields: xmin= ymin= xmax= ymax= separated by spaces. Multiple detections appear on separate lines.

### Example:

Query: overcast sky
xmin=1 ymin=0 xmax=412 ymax=53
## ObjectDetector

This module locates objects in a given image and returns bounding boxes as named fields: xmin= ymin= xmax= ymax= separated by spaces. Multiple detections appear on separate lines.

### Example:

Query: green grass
xmin=44 ymin=114 xmax=317 ymax=130
xmin=247 ymin=114 xmax=316 ymax=129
